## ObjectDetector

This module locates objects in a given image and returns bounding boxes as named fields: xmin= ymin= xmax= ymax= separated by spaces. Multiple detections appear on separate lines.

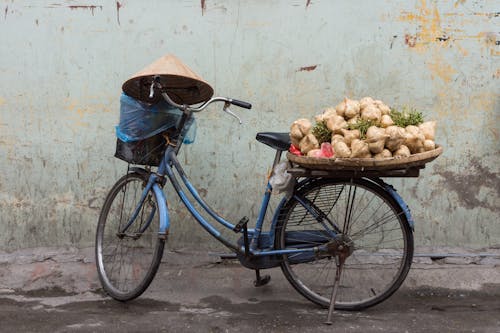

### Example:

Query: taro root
xmin=360 ymin=104 xmax=382 ymax=123
xmin=419 ymin=121 xmax=436 ymax=140
xmin=315 ymin=107 xmax=337 ymax=123
xmin=373 ymin=100 xmax=391 ymax=115
xmin=333 ymin=141 xmax=351 ymax=158
xmin=350 ymin=139 xmax=372 ymax=158
xmin=344 ymin=98 xmax=361 ymax=119
xmin=374 ymin=149 xmax=393 ymax=159
xmin=331 ymin=134 xmax=345 ymax=146
xmin=347 ymin=115 xmax=360 ymax=125
xmin=424 ymin=139 xmax=436 ymax=151
xmin=385 ymin=126 xmax=406 ymax=152
xmin=299 ymin=133 xmax=319 ymax=154
xmin=307 ymin=149 xmax=322 ymax=157
xmin=340 ymin=128 xmax=361 ymax=146
xmin=404 ymin=125 xmax=425 ymax=154
xmin=365 ymin=126 xmax=388 ymax=154
xmin=290 ymin=118 xmax=312 ymax=147
xmin=326 ymin=114 xmax=348 ymax=135
xmin=394 ymin=145 xmax=411 ymax=158
xmin=359 ymin=97 xmax=374 ymax=110
xmin=380 ymin=114 xmax=394 ymax=128
xmin=336 ymin=97 xmax=361 ymax=119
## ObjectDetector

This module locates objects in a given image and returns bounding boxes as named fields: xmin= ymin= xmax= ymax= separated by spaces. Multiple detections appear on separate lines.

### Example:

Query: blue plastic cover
xmin=116 ymin=93 xmax=196 ymax=144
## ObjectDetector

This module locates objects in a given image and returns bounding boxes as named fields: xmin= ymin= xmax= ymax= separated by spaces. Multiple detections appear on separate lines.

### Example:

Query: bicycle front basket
xmin=114 ymin=133 xmax=166 ymax=166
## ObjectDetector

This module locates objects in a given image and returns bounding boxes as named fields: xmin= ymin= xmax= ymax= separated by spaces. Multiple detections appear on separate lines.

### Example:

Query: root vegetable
xmin=360 ymin=97 xmax=374 ymax=110
xmin=333 ymin=141 xmax=351 ymax=158
xmin=331 ymin=134 xmax=345 ymax=146
xmin=307 ymin=149 xmax=322 ymax=157
xmin=315 ymin=107 xmax=337 ymax=123
xmin=424 ymin=139 xmax=436 ymax=151
xmin=351 ymin=139 xmax=371 ymax=158
xmin=326 ymin=115 xmax=348 ymax=134
xmin=374 ymin=149 xmax=392 ymax=159
xmin=385 ymin=126 xmax=406 ymax=152
xmin=394 ymin=145 xmax=411 ymax=158
xmin=366 ymin=126 xmax=388 ymax=154
xmin=380 ymin=114 xmax=394 ymax=128
xmin=419 ymin=121 xmax=436 ymax=140
xmin=360 ymin=104 xmax=382 ymax=123
xmin=344 ymin=98 xmax=361 ymax=119
xmin=340 ymin=129 xmax=360 ymax=146
xmin=347 ymin=115 xmax=360 ymax=125
xmin=299 ymin=133 xmax=319 ymax=154
xmin=405 ymin=125 xmax=425 ymax=154
xmin=373 ymin=100 xmax=391 ymax=115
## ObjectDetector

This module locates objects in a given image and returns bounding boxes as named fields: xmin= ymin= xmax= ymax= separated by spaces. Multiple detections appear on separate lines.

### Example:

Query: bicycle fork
xmin=118 ymin=173 xmax=170 ymax=239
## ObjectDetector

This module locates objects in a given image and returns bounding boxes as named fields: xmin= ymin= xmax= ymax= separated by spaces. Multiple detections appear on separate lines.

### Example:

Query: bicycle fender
xmin=152 ymin=183 xmax=170 ymax=236
xmin=381 ymin=182 xmax=415 ymax=231
xmin=128 ymin=167 xmax=149 ymax=177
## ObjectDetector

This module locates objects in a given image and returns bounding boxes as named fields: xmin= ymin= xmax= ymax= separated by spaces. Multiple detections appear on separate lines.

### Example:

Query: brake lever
xmin=149 ymin=76 xmax=162 ymax=99
xmin=149 ymin=81 xmax=155 ymax=98
xmin=223 ymin=102 xmax=243 ymax=124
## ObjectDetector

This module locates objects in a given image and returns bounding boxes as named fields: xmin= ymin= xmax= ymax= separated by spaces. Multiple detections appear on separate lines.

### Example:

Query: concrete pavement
xmin=0 ymin=248 xmax=499 ymax=332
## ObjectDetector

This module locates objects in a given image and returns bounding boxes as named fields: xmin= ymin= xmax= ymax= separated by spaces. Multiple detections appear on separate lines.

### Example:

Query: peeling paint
xmin=306 ymin=0 xmax=311 ymax=9
xmin=68 ymin=5 xmax=102 ymax=15
xmin=399 ymin=0 xmax=444 ymax=52
xmin=201 ymin=0 xmax=206 ymax=16
xmin=405 ymin=34 xmax=417 ymax=47
xmin=298 ymin=65 xmax=318 ymax=72
xmin=116 ymin=2 xmax=122 ymax=26
xmin=494 ymin=69 xmax=500 ymax=79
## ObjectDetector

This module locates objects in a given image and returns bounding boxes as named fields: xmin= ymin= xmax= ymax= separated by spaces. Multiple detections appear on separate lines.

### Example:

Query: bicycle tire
xmin=95 ymin=171 xmax=165 ymax=301
xmin=275 ymin=178 xmax=413 ymax=311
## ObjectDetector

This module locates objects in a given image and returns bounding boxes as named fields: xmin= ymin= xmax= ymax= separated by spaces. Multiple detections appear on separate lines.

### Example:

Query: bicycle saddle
xmin=256 ymin=132 xmax=291 ymax=151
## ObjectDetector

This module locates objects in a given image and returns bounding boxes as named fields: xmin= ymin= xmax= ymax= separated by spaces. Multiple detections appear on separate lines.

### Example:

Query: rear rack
xmin=287 ymin=166 xmax=423 ymax=178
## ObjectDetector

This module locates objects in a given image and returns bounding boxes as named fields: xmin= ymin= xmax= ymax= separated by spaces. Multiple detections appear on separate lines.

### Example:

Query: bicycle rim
xmin=96 ymin=172 xmax=165 ymax=301
xmin=276 ymin=178 xmax=413 ymax=311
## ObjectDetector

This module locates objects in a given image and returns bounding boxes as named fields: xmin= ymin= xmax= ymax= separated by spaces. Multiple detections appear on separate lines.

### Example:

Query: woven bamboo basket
xmin=287 ymin=145 xmax=443 ymax=171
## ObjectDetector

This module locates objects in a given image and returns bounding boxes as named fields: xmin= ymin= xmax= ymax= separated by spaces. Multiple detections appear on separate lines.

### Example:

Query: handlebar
xmin=151 ymin=75 xmax=252 ymax=113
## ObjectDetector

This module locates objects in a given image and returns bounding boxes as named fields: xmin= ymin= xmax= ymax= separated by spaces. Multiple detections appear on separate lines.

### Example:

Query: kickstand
xmin=325 ymin=255 xmax=343 ymax=325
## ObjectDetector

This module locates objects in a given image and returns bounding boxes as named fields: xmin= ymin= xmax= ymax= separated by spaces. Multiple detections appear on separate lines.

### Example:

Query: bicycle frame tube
xmin=156 ymin=147 xmax=333 ymax=257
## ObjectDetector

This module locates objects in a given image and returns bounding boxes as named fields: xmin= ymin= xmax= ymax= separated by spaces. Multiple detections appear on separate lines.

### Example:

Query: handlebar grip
xmin=230 ymin=99 xmax=252 ymax=109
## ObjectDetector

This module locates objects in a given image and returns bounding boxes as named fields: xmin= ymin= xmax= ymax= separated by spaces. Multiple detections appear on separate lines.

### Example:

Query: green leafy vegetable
xmin=311 ymin=121 xmax=332 ymax=144
xmin=347 ymin=119 xmax=376 ymax=139
xmin=390 ymin=106 xmax=424 ymax=127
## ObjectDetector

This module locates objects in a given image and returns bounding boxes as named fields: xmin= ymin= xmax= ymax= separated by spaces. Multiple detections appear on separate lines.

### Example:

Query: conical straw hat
xmin=122 ymin=54 xmax=214 ymax=105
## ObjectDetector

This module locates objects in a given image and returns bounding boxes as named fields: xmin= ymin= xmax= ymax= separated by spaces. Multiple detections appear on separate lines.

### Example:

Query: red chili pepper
xmin=289 ymin=144 xmax=302 ymax=156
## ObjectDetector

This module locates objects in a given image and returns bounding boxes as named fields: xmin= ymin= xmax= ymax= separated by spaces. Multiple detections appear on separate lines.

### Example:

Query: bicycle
xmin=95 ymin=76 xmax=415 ymax=323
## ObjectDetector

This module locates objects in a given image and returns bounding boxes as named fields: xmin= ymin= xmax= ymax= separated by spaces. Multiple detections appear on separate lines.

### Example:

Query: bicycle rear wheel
xmin=95 ymin=171 xmax=165 ymax=301
xmin=275 ymin=178 xmax=413 ymax=311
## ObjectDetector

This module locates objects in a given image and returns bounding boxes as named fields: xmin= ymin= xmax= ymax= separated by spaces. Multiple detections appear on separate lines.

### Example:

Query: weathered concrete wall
xmin=0 ymin=0 xmax=498 ymax=252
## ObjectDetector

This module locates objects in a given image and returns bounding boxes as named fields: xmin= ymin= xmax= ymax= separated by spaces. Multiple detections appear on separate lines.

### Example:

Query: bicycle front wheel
xmin=275 ymin=178 xmax=413 ymax=311
xmin=95 ymin=171 xmax=165 ymax=301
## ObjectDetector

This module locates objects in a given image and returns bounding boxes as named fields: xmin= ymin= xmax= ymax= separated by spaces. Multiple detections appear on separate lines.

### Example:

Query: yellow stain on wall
xmin=399 ymin=0 xmax=444 ymax=53
xmin=426 ymin=54 xmax=457 ymax=84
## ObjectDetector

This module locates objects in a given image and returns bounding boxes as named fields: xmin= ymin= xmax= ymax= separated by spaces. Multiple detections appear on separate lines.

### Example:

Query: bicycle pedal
xmin=233 ymin=216 xmax=249 ymax=233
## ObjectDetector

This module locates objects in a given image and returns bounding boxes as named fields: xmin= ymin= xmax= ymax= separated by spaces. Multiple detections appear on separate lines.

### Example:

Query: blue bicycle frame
xmin=127 ymin=144 xmax=320 ymax=258
xmin=119 ymin=84 xmax=414 ymax=261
